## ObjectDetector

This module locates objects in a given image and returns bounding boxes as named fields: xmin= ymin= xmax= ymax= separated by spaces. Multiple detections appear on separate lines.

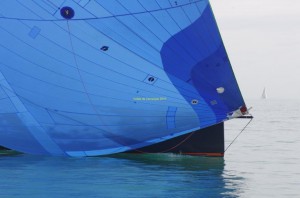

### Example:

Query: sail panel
xmin=0 ymin=0 xmax=245 ymax=156
xmin=161 ymin=4 xmax=245 ymax=124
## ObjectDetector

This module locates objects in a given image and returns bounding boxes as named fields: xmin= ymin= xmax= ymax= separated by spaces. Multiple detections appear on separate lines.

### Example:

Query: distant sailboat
xmin=261 ymin=88 xmax=267 ymax=99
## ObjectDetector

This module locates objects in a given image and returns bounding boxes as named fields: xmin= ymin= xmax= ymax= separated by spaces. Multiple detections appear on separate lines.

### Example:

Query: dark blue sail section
xmin=161 ymin=5 xmax=245 ymax=123
xmin=0 ymin=0 xmax=246 ymax=156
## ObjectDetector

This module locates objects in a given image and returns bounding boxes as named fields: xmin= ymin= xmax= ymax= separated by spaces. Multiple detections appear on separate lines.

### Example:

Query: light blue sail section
xmin=0 ymin=0 xmax=245 ymax=156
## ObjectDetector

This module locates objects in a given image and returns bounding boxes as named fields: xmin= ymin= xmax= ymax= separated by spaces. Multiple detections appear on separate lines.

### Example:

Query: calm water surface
xmin=1 ymin=99 xmax=299 ymax=197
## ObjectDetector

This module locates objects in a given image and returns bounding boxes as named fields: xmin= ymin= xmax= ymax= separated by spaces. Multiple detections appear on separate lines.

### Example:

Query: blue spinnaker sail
xmin=0 ymin=0 xmax=246 ymax=156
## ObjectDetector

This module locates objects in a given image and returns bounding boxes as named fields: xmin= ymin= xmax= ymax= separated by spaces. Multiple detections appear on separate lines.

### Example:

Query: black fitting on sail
xmin=237 ymin=115 xmax=254 ymax=119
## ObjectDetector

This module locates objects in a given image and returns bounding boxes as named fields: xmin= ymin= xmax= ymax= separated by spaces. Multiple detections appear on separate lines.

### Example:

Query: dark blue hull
xmin=126 ymin=122 xmax=224 ymax=157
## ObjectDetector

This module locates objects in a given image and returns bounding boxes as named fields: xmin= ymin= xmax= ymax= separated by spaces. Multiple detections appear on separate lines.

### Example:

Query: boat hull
xmin=126 ymin=122 xmax=224 ymax=157
xmin=1 ymin=122 xmax=225 ymax=157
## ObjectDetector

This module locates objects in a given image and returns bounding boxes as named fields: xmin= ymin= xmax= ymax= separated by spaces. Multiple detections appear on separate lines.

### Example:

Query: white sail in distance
xmin=261 ymin=88 xmax=267 ymax=99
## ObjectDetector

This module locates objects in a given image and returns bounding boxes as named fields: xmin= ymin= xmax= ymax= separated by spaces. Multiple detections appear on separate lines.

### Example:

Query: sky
xmin=210 ymin=0 xmax=300 ymax=100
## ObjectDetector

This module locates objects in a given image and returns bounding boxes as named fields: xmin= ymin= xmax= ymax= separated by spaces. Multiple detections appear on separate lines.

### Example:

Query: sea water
xmin=0 ymin=99 xmax=300 ymax=198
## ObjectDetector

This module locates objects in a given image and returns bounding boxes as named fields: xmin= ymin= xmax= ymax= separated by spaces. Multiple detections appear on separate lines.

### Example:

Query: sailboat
xmin=0 ymin=0 xmax=248 ymax=157
xmin=261 ymin=88 xmax=267 ymax=99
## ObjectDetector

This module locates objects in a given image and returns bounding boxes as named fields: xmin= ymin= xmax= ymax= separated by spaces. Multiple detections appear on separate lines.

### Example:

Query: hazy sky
xmin=210 ymin=0 xmax=300 ymax=100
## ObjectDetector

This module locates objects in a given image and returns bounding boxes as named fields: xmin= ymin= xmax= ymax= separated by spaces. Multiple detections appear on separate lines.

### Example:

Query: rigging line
xmin=224 ymin=116 xmax=253 ymax=153
xmin=133 ymin=119 xmax=234 ymax=154
xmin=160 ymin=131 xmax=196 ymax=153
xmin=1 ymin=0 xmax=203 ymax=21
xmin=134 ymin=131 xmax=196 ymax=154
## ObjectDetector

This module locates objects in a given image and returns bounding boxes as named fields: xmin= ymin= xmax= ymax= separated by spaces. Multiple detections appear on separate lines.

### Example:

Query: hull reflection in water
xmin=0 ymin=153 xmax=244 ymax=197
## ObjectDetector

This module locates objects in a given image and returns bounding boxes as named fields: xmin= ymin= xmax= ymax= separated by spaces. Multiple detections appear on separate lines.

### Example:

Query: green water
xmin=1 ymin=99 xmax=300 ymax=197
